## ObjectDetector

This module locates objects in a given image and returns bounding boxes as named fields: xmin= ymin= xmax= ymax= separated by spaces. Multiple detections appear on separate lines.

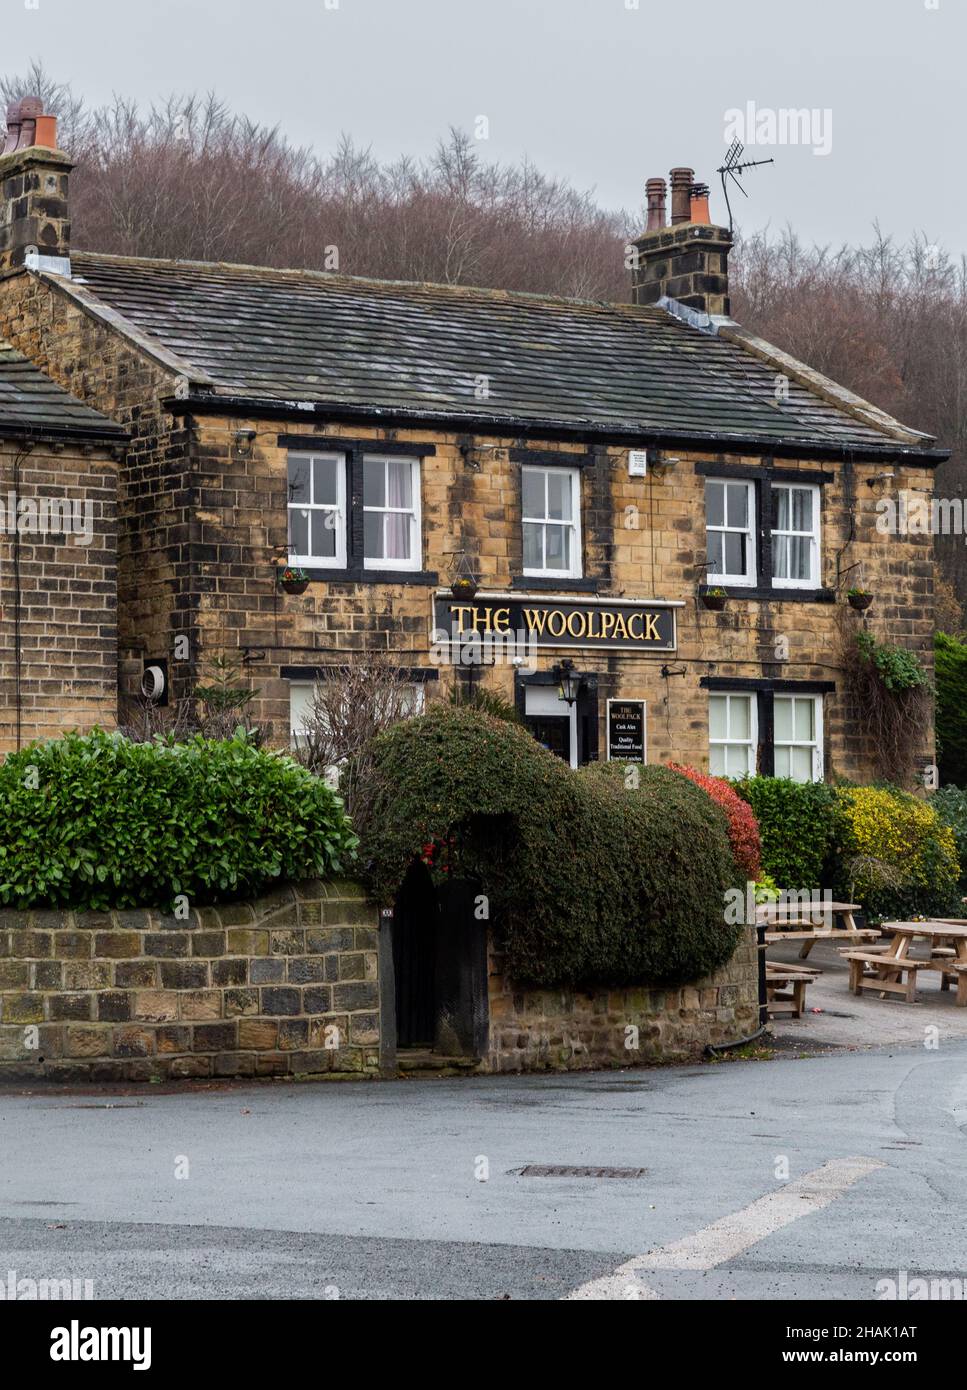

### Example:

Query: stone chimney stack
xmin=0 ymin=97 xmax=72 ymax=275
xmin=631 ymin=166 xmax=732 ymax=319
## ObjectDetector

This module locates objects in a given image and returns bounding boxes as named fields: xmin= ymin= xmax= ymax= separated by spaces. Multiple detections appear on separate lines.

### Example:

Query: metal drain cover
xmin=518 ymin=1164 xmax=647 ymax=1179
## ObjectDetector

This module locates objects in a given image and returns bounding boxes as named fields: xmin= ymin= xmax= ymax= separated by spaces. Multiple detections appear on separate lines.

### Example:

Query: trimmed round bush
xmin=667 ymin=763 xmax=762 ymax=880
xmin=0 ymin=729 xmax=358 ymax=911
xmin=733 ymin=776 xmax=838 ymax=890
xmin=831 ymin=784 xmax=960 ymax=921
xmin=361 ymin=704 xmax=742 ymax=988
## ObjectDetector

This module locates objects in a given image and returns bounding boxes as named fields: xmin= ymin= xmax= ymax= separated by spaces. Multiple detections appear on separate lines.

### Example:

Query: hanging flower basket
xmin=700 ymin=587 xmax=728 ymax=611
xmin=279 ymin=566 xmax=310 ymax=596
xmin=450 ymin=574 xmax=478 ymax=600
xmin=448 ymin=548 xmax=479 ymax=601
xmin=847 ymin=589 xmax=873 ymax=612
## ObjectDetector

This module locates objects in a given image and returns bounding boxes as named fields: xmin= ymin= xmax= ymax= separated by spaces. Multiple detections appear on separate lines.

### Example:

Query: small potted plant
xmin=847 ymin=587 xmax=873 ymax=612
xmin=279 ymin=565 xmax=310 ymax=596
xmin=700 ymin=586 xmax=728 ymax=611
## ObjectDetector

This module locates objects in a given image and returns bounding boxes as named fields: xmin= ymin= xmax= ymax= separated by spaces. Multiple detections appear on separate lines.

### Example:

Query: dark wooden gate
xmin=392 ymin=865 xmax=489 ymax=1058
xmin=392 ymin=860 xmax=437 ymax=1047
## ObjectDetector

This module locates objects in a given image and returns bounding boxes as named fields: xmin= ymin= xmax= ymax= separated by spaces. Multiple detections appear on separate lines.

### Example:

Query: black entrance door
xmin=525 ymin=714 xmax=571 ymax=763
xmin=393 ymin=860 xmax=437 ymax=1047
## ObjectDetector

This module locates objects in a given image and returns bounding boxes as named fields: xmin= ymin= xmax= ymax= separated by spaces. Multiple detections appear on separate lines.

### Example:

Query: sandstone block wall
xmin=0 ymin=437 xmax=118 ymax=752
xmin=0 ymin=269 xmax=193 ymax=708
xmin=0 ymin=881 xmax=383 ymax=1082
xmin=486 ymin=925 xmax=759 ymax=1072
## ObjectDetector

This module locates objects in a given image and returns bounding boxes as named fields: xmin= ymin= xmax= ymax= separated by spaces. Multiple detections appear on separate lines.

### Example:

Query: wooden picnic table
xmin=757 ymin=900 xmax=875 ymax=959
xmin=843 ymin=922 xmax=967 ymax=1005
xmin=765 ymin=961 xmax=821 ymax=1020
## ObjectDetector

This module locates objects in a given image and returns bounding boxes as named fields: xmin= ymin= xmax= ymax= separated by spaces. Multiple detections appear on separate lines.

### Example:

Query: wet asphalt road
xmin=2 ymin=1041 xmax=965 ymax=1299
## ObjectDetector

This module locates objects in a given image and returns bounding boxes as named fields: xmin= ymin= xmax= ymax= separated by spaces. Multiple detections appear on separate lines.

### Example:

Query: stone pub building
xmin=0 ymin=96 xmax=948 ymax=1073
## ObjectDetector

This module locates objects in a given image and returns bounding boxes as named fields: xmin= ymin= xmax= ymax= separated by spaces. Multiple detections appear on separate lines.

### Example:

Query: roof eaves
xmin=0 ymin=419 xmax=128 ymax=446
xmin=166 ymin=390 xmax=949 ymax=464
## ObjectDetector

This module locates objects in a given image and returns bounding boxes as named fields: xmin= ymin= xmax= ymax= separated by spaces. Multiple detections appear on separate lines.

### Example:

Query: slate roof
xmin=0 ymin=340 xmax=126 ymax=442
xmin=62 ymin=252 xmax=932 ymax=453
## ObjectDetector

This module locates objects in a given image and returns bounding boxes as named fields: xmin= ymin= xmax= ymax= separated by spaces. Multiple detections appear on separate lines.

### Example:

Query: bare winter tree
xmin=2 ymin=64 xmax=631 ymax=298
xmin=731 ymin=227 xmax=967 ymax=605
xmin=291 ymin=656 xmax=428 ymax=836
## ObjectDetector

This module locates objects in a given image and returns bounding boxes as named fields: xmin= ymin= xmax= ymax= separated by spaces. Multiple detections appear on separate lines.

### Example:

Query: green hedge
xmin=361 ymin=704 xmax=741 ymax=988
xmin=0 ymin=730 xmax=358 ymax=911
xmin=736 ymin=774 xmax=962 ymax=920
xmin=936 ymin=632 xmax=967 ymax=787
xmin=929 ymin=785 xmax=967 ymax=894
xmin=733 ymin=777 xmax=838 ymax=889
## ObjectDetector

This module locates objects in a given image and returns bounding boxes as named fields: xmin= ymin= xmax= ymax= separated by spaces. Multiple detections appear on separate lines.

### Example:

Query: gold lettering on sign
xmin=447 ymin=600 xmax=667 ymax=645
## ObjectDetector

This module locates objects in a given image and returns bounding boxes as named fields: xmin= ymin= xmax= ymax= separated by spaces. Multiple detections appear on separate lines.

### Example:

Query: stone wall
xmin=0 ymin=881 xmax=385 ymax=1082
xmin=485 ymin=924 xmax=759 ymax=1072
xmin=0 ymin=436 xmax=118 ymax=752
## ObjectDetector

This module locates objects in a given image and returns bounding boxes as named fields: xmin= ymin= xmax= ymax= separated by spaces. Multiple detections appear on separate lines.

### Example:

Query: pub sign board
xmin=607 ymin=699 xmax=646 ymax=763
xmin=432 ymin=593 xmax=677 ymax=653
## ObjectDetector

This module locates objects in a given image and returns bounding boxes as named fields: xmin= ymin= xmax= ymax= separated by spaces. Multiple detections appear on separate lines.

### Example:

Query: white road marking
xmin=565 ymin=1155 xmax=885 ymax=1300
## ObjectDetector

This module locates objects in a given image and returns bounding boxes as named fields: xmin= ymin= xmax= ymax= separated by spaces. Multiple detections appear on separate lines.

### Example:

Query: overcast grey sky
xmin=6 ymin=0 xmax=964 ymax=254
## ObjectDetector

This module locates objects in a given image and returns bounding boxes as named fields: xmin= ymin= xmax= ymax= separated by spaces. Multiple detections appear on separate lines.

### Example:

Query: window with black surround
xmin=287 ymin=450 xmax=347 ymax=568
xmin=362 ymin=454 xmax=421 ymax=572
xmin=699 ymin=462 xmax=833 ymax=600
xmin=281 ymin=436 xmax=437 ymax=584
xmin=705 ymin=479 xmax=756 ymax=587
xmin=521 ymin=463 xmax=582 ymax=579
xmin=702 ymin=677 xmax=833 ymax=781
xmin=509 ymin=447 xmax=598 ymax=592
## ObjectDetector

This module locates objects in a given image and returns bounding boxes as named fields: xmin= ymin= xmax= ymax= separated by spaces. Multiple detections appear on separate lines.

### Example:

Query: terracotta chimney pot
xmin=689 ymin=182 xmax=711 ymax=225
xmin=34 ymin=114 xmax=58 ymax=149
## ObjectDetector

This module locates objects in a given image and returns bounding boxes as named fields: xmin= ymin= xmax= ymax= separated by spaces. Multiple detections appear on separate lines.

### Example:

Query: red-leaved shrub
xmin=667 ymin=763 xmax=762 ymax=881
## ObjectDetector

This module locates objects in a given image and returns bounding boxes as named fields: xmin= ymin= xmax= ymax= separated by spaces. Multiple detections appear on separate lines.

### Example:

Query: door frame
xmin=515 ymin=668 xmax=599 ymax=766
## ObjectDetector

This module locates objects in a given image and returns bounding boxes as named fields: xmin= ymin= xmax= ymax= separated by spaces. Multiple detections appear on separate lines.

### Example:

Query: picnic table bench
xmin=843 ymin=922 xmax=967 ymax=1005
xmin=765 ymin=961 xmax=821 ymax=1020
xmin=757 ymin=900 xmax=876 ymax=958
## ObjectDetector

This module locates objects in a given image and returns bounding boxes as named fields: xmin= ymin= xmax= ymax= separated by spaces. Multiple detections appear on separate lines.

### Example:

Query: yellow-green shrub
xmin=832 ymin=785 xmax=960 ymax=921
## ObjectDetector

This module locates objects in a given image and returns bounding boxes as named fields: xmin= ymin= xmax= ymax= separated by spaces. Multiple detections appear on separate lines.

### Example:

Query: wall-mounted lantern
xmin=555 ymin=658 xmax=581 ymax=707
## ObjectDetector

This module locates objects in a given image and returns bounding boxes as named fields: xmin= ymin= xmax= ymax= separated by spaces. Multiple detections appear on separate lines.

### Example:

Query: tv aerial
xmin=717 ymin=140 xmax=773 ymax=235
